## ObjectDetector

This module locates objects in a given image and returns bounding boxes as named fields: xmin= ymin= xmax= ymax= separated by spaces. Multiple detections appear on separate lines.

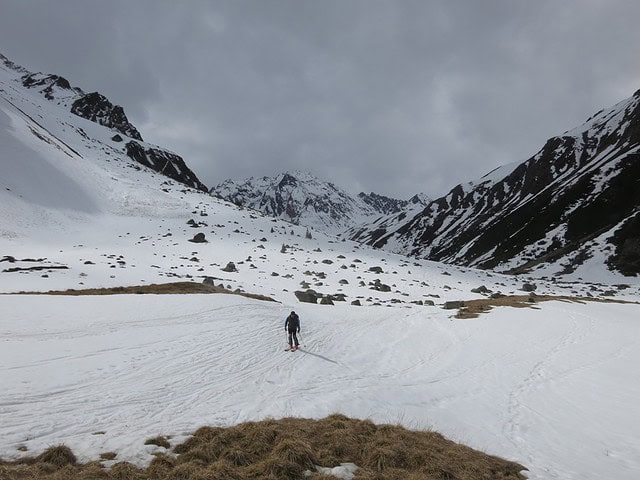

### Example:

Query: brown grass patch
xmin=144 ymin=435 xmax=171 ymax=449
xmin=0 ymin=416 xmax=526 ymax=479
xmin=8 ymin=281 xmax=276 ymax=302
xmin=455 ymin=294 xmax=638 ymax=319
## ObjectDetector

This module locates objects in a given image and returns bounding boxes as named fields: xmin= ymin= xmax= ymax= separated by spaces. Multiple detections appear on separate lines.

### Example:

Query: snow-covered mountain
xmin=2 ymin=52 xmax=640 ymax=480
xmin=211 ymin=171 xmax=428 ymax=234
xmin=348 ymin=89 xmax=640 ymax=278
xmin=0 ymin=52 xmax=207 ymax=192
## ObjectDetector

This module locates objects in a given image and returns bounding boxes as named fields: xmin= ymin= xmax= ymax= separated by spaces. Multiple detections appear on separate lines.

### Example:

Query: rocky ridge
xmin=348 ymin=89 xmax=640 ymax=277
xmin=1 ymin=52 xmax=206 ymax=192
xmin=212 ymin=171 xmax=428 ymax=234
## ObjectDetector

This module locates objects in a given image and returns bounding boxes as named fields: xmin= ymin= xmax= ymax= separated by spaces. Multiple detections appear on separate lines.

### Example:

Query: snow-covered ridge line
xmin=0 ymin=51 xmax=208 ymax=192
xmin=211 ymin=171 xmax=428 ymax=234
xmin=347 ymin=87 xmax=640 ymax=280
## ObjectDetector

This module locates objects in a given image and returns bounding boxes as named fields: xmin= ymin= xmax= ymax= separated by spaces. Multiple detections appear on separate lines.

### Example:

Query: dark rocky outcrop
xmin=21 ymin=73 xmax=73 ymax=100
xmin=125 ymin=141 xmax=208 ymax=192
xmin=189 ymin=233 xmax=207 ymax=243
xmin=443 ymin=301 xmax=465 ymax=310
xmin=295 ymin=290 xmax=319 ymax=304
xmin=71 ymin=92 xmax=143 ymax=140
xmin=222 ymin=262 xmax=237 ymax=273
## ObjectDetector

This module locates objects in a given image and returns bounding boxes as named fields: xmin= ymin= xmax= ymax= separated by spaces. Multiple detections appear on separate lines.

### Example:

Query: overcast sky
xmin=1 ymin=0 xmax=640 ymax=199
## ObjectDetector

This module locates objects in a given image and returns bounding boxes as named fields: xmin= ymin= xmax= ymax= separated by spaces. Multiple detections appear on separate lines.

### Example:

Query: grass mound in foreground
xmin=0 ymin=415 xmax=526 ymax=480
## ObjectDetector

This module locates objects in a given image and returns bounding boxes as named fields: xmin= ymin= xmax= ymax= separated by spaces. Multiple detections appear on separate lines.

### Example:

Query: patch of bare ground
xmin=0 ymin=415 xmax=527 ymax=480
xmin=7 ymin=281 xmax=276 ymax=302
xmin=455 ymin=294 xmax=639 ymax=319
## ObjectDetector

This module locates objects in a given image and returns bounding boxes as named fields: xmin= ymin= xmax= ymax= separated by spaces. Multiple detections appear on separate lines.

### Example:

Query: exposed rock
xmin=443 ymin=301 xmax=465 ymax=309
xmin=358 ymin=191 xmax=421 ymax=215
xmin=471 ymin=285 xmax=490 ymax=294
xmin=71 ymin=92 xmax=143 ymax=140
xmin=368 ymin=266 xmax=384 ymax=274
xmin=21 ymin=73 xmax=73 ymax=100
xmin=222 ymin=262 xmax=237 ymax=273
xmin=521 ymin=283 xmax=537 ymax=292
xmin=125 ymin=141 xmax=208 ymax=192
xmin=319 ymin=297 xmax=334 ymax=305
xmin=202 ymin=277 xmax=215 ymax=286
xmin=369 ymin=279 xmax=391 ymax=292
xmin=189 ymin=232 xmax=207 ymax=243
xmin=295 ymin=290 xmax=319 ymax=304
xmin=351 ymin=299 xmax=362 ymax=306
xmin=111 ymin=134 xmax=123 ymax=142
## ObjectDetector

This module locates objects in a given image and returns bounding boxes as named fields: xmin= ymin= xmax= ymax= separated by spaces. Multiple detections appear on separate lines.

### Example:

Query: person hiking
xmin=284 ymin=311 xmax=300 ymax=351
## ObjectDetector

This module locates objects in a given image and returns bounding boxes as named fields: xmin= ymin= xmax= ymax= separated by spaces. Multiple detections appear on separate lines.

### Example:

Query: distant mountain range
xmin=211 ymin=171 xmax=429 ymax=234
xmin=3 ymin=50 xmax=638 ymax=278
xmin=347 ymin=89 xmax=640 ymax=277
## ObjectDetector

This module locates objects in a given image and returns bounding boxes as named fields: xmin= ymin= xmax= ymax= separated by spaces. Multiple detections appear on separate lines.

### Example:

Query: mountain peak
xmin=213 ymin=171 xmax=394 ymax=233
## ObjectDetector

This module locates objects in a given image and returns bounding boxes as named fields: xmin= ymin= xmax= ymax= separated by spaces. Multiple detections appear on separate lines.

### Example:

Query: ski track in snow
xmin=2 ymin=296 xmax=639 ymax=480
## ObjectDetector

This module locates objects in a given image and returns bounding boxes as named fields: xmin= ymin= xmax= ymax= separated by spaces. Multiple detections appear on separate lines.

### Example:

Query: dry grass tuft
xmin=109 ymin=461 xmax=145 ymax=480
xmin=37 ymin=445 xmax=77 ymax=468
xmin=0 ymin=416 xmax=527 ymax=479
xmin=144 ymin=435 xmax=170 ymax=449
xmin=455 ymin=294 xmax=638 ymax=319
xmin=10 ymin=281 xmax=276 ymax=302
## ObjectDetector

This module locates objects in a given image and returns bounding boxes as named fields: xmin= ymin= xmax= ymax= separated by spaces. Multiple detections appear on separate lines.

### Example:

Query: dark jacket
xmin=285 ymin=313 xmax=300 ymax=332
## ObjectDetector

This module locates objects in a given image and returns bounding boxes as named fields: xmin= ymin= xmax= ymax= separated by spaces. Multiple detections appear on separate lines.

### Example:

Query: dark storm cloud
xmin=2 ymin=0 xmax=640 ymax=199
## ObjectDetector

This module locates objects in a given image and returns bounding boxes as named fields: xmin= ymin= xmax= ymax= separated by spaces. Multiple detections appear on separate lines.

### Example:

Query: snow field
xmin=1 ymin=295 xmax=639 ymax=480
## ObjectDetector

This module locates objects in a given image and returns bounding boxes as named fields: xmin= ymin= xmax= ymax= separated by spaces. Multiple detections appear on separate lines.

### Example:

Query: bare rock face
xmin=295 ymin=290 xmax=319 ymax=304
xmin=189 ymin=233 xmax=207 ymax=243
xmin=222 ymin=262 xmax=237 ymax=273
xmin=71 ymin=92 xmax=143 ymax=141
xmin=22 ymin=73 xmax=72 ymax=100
xmin=125 ymin=141 xmax=208 ymax=192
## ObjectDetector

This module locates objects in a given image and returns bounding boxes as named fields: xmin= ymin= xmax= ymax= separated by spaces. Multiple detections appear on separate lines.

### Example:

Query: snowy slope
xmin=348 ymin=90 xmax=640 ymax=280
xmin=0 ymin=52 xmax=207 ymax=193
xmin=1 ymin=53 xmax=640 ymax=480
xmin=1 ymin=296 xmax=639 ymax=480
xmin=212 ymin=171 xmax=427 ymax=235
